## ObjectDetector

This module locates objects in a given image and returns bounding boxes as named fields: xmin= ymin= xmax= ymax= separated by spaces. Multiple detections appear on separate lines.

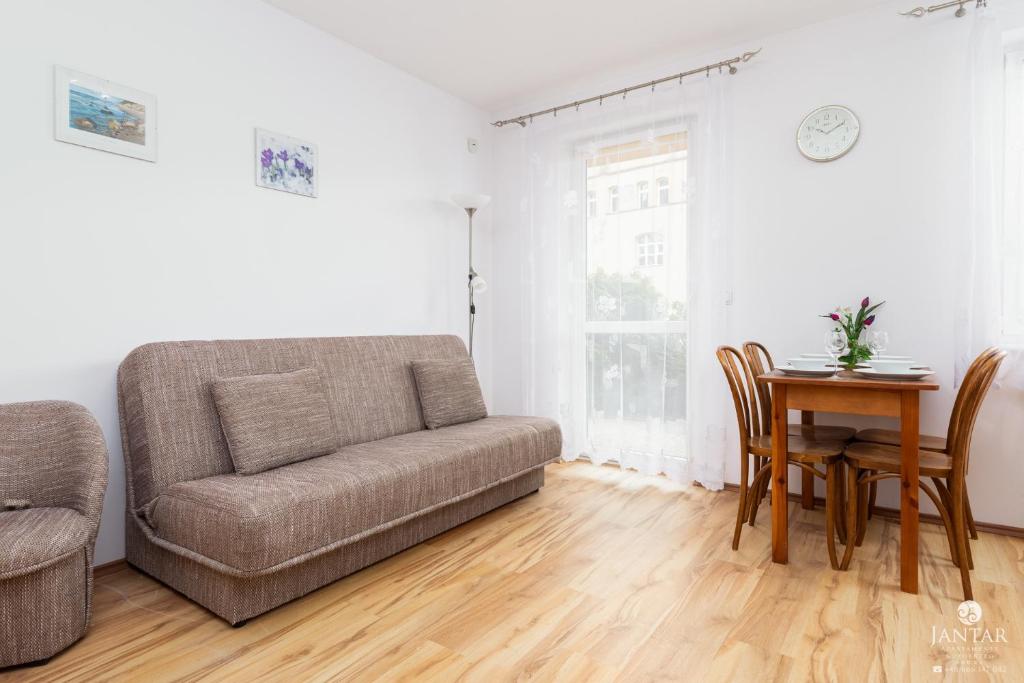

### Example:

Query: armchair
xmin=0 ymin=401 xmax=108 ymax=667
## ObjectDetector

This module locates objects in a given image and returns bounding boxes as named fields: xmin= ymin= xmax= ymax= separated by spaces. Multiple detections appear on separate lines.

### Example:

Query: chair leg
xmin=855 ymin=474 xmax=869 ymax=546
xmin=922 ymin=481 xmax=960 ymax=569
xmin=747 ymin=462 xmax=761 ymax=526
xmin=867 ymin=473 xmax=878 ymax=520
xmin=732 ymin=473 xmax=748 ymax=551
xmin=840 ymin=464 xmax=859 ymax=570
xmin=835 ymin=464 xmax=847 ymax=545
xmin=825 ymin=463 xmax=839 ymax=570
xmin=964 ymin=488 xmax=979 ymax=540
xmin=747 ymin=464 xmax=772 ymax=528
xmin=936 ymin=478 xmax=973 ymax=570
xmin=951 ymin=484 xmax=974 ymax=601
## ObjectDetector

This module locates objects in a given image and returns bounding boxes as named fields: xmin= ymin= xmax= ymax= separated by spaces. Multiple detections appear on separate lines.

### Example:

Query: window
xmin=608 ymin=186 xmax=619 ymax=213
xmin=587 ymin=190 xmax=597 ymax=217
xmin=1005 ymin=49 xmax=1024 ymax=340
xmin=657 ymin=176 xmax=670 ymax=205
xmin=636 ymin=232 xmax=664 ymax=267
xmin=637 ymin=181 xmax=649 ymax=208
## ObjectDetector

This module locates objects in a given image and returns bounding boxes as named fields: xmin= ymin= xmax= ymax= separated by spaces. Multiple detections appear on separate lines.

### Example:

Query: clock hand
xmin=825 ymin=121 xmax=846 ymax=135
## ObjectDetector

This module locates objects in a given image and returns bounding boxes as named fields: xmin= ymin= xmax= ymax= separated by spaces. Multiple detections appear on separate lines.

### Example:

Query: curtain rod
xmin=900 ymin=0 xmax=987 ymax=18
xmin=491 ymin=48 xmax=762 ymax=128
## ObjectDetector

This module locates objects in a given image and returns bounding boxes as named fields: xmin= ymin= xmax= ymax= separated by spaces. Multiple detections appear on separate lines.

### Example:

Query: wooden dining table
xmin=758 ymin=369 xmax=939 ymax=593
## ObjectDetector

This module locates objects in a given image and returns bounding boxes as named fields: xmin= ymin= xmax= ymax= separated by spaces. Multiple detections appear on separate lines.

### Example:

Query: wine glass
xmin=825 ymin=329 xmax=846 ymax=378
xmin=867 ymin=330 xmax=889 ymax=360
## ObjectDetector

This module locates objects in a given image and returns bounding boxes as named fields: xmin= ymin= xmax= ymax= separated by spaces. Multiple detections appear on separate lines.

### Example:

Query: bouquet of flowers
xmin=821 ymin=297 xmax=885 ymax=369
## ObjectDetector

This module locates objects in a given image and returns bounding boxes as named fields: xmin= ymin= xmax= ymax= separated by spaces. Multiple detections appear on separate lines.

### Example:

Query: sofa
xmin=0 ymin=401 xmax=108 ymax=667
xmin=117 ymin=335 xmax=561 ymax=624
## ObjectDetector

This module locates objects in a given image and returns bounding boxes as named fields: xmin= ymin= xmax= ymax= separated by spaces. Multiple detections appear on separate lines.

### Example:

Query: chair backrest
xmin=946 ymin=348 xmax=1006 ymax=485
xmin=946 ymin=347 xmax=999 ymax=449
xmin=742 ymin=341 xmax=775 ymax=436
xmin=717 ymin=345 xmax=768 ymax=446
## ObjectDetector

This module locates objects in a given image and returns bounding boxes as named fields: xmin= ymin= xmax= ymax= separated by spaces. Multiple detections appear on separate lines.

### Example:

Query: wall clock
xmin=797 ymin=105 xmax=860 ymax=162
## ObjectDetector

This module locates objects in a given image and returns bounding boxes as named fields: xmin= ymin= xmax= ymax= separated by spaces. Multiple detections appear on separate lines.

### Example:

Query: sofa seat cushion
xmin=147 ymin=416 xmax=561 ymax=573
xmin=0 ymin=507 xmax=89 ymax=577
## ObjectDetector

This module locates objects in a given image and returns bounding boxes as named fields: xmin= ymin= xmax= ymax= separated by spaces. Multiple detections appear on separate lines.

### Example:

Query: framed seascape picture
xmin=54 ymin=66 xmax=157 ymax=162
xmin=255 ymin=128 xmax=318 ymax=198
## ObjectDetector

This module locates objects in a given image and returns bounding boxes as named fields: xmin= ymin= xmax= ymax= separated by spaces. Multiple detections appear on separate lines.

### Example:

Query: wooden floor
xmin=4 ymin=462 xmax=1023 ymax=682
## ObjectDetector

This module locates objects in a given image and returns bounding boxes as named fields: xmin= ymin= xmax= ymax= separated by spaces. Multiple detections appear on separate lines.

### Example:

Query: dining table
xmin=758 ymin=369 xmax=940 ymax=593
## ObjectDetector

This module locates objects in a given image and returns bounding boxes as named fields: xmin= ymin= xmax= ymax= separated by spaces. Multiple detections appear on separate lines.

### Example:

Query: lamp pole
xmin=452 ymin=193 xmax=490 ymax=357
xmin=465 ymin=206 xmax=478 ymax=356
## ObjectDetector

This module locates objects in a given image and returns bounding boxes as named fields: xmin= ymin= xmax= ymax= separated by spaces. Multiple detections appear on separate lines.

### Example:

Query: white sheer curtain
xmin=956 ymin=0 xmax=1024 ymax=387
xmin=509 ymin=75 xmax=735 ymax=488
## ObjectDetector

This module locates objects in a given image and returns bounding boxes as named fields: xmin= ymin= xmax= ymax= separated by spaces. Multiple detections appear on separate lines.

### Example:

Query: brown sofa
xmin=117 ymin=335 xmax=561 ymax=624
xmin=0 ymin=401 xmax=108 ymax=667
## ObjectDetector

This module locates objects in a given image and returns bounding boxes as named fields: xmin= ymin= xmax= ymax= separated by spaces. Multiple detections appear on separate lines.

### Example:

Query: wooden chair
xmin=841 ymin=349 xmax=1006 ymax=599
xmin=717 ymin=345 xmax=846 ymax=569
xmin=743 ymin=342 xmax=856 ymax=540
xmin=852 ymin=347 xmax=1000 ymax=538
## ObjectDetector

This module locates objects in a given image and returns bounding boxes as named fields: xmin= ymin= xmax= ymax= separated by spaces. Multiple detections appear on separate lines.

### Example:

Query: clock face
xmin=797 ymin=105 xmax=860 ymax=162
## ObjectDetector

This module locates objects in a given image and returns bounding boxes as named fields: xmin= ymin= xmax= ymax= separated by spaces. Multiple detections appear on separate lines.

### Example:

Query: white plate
xmin=779 ymin=365 xmax=837 ymax=377
xmin=852 ymin=367 xmax=934 ymax=381
xmin=801 ymin=353 xmax=912 ymax=360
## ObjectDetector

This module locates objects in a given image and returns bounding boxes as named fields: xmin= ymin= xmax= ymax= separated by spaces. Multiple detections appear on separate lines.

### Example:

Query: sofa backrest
xmin=117 ymin=335 xmax=468 ymax=511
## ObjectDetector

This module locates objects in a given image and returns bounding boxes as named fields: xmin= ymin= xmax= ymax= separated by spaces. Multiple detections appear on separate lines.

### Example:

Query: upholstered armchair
xmin=0 ymin=401 xmax=108 ymax=667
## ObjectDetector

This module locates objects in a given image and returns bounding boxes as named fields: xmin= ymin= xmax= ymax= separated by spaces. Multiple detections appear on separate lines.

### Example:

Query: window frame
xmin=657 ymin=176 xmax=670 ymax=205
xmin=636 ymin=231 xmax=665 ymax=267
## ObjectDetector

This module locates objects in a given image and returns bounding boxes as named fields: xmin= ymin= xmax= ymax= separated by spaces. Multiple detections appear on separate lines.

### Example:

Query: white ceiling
xmin=266 ymin=0 xmax=885 ymax=111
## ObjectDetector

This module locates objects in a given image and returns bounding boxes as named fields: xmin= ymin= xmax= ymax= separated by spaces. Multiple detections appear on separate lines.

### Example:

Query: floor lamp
xmin=451 ymin=193 xmax=490 ymax=356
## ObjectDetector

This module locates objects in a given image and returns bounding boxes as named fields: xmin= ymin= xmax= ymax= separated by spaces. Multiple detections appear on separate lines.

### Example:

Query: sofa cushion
xmin=0 ymin=507 xmax=89 ymax=577
xmin=147 ymin=416 xmax=561 ymax=573
xmin=411 ymin=358 xmax=488 ymax=429
xmin=212 ymin=368 xmax=340 ymax=475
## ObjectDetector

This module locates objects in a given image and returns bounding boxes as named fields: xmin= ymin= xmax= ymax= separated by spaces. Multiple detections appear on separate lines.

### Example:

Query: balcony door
xmin=582 ymin=131 xmax=688 ymax=470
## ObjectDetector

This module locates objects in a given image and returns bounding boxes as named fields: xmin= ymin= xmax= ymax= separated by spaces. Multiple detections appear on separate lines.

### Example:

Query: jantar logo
xmin=958 ymin=600 xmax=982 ymax=626
xmin=931 ymin=600 xmax=1008 ymax=646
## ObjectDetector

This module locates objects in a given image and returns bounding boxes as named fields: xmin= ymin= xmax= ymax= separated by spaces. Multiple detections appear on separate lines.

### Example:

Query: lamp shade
xmin=470 ymin=275 xmax=488 ymax=294
xmin=452 ymin=193 xmax=491 ymax=210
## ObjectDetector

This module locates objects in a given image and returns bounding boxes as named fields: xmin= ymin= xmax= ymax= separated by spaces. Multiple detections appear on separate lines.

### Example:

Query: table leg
xmin=900 ymin=391 xmax=920 ymax=593
xmin=772 ymin=384 xmax=789 ymax=563
xmin=800 ymin=411 xmax=815 ymax=510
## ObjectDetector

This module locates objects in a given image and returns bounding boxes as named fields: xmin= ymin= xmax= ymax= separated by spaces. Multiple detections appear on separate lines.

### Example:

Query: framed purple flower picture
xmin=255 ymin=128 xmax=317 ymax=198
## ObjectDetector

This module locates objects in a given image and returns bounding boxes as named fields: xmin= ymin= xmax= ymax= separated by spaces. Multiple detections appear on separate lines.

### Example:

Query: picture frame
xmin=254 ymin=128 xmax=318 ymax=198
xmin=54 ymin=66 xmax=157 ymax=162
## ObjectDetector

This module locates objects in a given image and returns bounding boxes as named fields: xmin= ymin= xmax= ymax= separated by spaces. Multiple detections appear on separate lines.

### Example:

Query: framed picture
xmin=54 ymin=66 xmax=157 ymax=162
xmin=255 ymin=128 xmax=318 ymax=198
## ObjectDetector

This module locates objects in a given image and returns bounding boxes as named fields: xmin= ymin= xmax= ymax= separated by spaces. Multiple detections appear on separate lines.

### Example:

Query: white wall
xmin=491 ymin=3 xmax=1024 ymax=527
xmin=0 ymin=0 xmax=493 ymax=564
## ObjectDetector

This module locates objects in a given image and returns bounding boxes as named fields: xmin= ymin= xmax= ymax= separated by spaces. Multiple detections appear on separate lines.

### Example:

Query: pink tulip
xmin=830 ymin=313 xmax=840 ymax=321
xmin=861 ymin=297 xmax=870 ymax=308
xmin=864 ymin=315 xmax=876 ymax=326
